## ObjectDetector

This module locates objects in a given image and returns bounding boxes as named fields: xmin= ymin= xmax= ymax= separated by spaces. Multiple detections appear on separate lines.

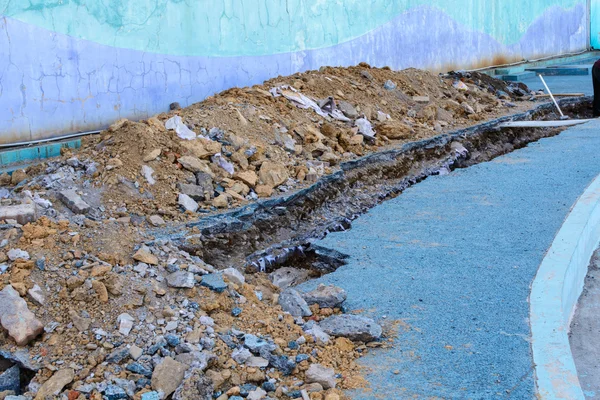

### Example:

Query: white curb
xmin=531 ymin=173 xmax=600 ymax=399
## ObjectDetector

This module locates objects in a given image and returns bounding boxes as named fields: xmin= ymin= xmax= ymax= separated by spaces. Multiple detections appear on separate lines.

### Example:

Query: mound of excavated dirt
xmin=0 ymin=64 xmax=537 ymax=399
xmin=5 ymin=64 xmax=533 ymax=221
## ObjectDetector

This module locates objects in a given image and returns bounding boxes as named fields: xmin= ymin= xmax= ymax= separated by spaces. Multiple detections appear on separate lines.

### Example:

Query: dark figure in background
xmin=594 ymin=59 xmax=600 ymax=117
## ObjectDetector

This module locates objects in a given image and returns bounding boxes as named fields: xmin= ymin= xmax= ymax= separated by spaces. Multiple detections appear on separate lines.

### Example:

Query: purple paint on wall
xmin=0 ymin=4 xmax=587 ymax=144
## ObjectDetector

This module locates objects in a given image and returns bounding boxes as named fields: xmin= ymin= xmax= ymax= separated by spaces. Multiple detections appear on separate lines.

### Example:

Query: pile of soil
xmin=8 ymin=64 xmax=533 ymax=221
xmin=0 ymin=63 xmax=536 ymax=399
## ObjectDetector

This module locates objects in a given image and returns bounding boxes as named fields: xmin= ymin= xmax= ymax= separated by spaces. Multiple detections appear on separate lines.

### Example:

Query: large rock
xmin=195 ymin=172 xmax=215 ymax=200
xmin=337 ymin=101 xmax=359 ymax=119
xmin=258 ymin=161 xmax=289 ymax=188
xmin=151 ymin=357 xmax=189 ymax=398
xmin=278 ymin=288 xmax=312 ymax=317
xmin=305 ymin=364 xmax=336 ymax=389
xmin=0 ymin=285 xmax=43 ymax=346
xmin=133 ymin=248 xmax=158 ymax=265
xmin=34 ymin=369 xmax=74 ymax=400
xmin=178 ymin=193 xmax=199 ymax=213
xmin=0 ymin=365 xmax=20 ymax=393
xmin=376 ymin=121 xmax=414 ymax=140
xmin=234 ymin=171 xmax=258 ymax=187
xmin=58 ymin=189 xmax=90 ymax=214
xmin=167 ymin=271 xmax=196 ymax=289
xmin=178 ymin=156 xmax=212 ymax=174
xmin=269 ymin=267 xmax=309 ymax=289
xmin=177 ymin=183 xmax=207 ymax=202
xmin=0 ymin=204 xmax=37 ymax=225
xmin=319 ymin=315 xmax=382 ymax=342
xmin=200 ymin=274 xmax=227 ymax=293
xmin=302 ymin=284 xmax=347 ymax=309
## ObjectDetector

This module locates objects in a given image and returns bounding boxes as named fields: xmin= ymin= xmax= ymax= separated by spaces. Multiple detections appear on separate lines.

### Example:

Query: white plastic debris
xmin=355 ymin=118 xmax=376 ymax=138
xmin=453 ymin=80 xmax=469 ymax=91
xmin=270 ymin=86 xmax=350 ymax=122
xmin=212 ymin=153 xmax=234 ymax=175
xmin=165 ymin=115 xmax=196 ymax=140
xmin=141 ymin=165 xmax=156 ymax=185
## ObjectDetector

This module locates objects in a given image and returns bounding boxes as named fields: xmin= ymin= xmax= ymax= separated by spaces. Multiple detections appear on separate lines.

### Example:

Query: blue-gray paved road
xmin=299 ymin=120 xmax=600 ymax=399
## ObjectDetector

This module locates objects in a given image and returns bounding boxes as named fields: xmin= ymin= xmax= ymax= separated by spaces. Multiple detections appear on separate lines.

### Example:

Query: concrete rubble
xmin=0 ymin=64 xmax=535 ymax=399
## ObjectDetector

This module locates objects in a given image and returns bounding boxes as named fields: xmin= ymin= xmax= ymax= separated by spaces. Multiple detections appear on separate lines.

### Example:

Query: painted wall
xmin=0 ymin=0 xmax=589 ymax=145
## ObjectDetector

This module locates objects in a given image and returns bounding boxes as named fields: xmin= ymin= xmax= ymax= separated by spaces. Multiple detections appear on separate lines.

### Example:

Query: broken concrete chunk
xmin=0 ymin=285 xmax=43 ymax=346
xmin=195 ymin=172 xmax=215 ymax=197
xmin=34 ymin=368 xmax=74 ymax=400
xmin=279 ymin=288 xmax=312 ymax=317
xmin=269 ymin=267 xmax=309 ymax=289
xmin=319 ymin=315 xmax=382 ymax=342
xmin=27 ymin=285 xmax=45 ymax=306
xmin=7 ymin=249 xmax=29 ymax=261
xmin=302 ymin=284 xmax=347 ymax=309
xmin=0 ymin=365 xmax=20 ymax=393
xmin=177 ymin=183 xmax=207 ymax=202
xmin=306 ymin=363 xmax=337 ymax=389
xmin=151 ymin=357 xmax=188 ymax=398
xmin=167 ymin=271 xmax=196 ymax=288
xmin=337 ymin=101 xmax=359 ymax=119
xmin=200 ymin=273 xmax=227 ymax=293
xmin=232 ymin=347 xmax=252 ymax=364
xmin=178 ymin=193 xmax=199 ymax=213
xmin=58 ymin=189 xmax=90 ymax=214
xmin=0 ymin=204 xmax=37 ymax=225
xmin=222 ymin=267 xmax=245 ymax=286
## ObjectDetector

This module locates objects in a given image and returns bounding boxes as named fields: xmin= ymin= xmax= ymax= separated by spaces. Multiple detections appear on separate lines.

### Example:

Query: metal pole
xmin=538 ymin=74 xmax=566 ymax=119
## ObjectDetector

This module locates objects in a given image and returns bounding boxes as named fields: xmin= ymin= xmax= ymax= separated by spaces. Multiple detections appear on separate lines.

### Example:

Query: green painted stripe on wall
xmin=0 ymin=0 xmax=583 ymax=57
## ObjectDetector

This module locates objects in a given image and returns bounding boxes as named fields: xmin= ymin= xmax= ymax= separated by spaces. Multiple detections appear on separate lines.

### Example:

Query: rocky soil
xmin=0 ymin=65 xmax=536 ymax=399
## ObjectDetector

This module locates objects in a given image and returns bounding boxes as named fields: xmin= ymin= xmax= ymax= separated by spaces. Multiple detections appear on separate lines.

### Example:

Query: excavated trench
xmin=153 ymin=98 xmax=593 ymax=276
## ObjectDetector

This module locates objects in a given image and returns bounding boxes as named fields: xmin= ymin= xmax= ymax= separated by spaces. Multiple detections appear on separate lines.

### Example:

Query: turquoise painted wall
xmin=0 ymin=0 xmax=590 ymax=145
xmin=0 ymin=0 xmax=586 ymax=57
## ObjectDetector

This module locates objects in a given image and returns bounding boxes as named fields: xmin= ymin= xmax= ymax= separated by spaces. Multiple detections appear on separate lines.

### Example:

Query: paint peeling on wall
xmin=0 ymin=0 xmax=589 ymax=144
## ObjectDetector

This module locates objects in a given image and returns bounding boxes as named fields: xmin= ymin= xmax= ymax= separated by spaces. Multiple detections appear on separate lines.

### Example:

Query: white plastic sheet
xmin=165 ymin=115 xmax=196 ymax=140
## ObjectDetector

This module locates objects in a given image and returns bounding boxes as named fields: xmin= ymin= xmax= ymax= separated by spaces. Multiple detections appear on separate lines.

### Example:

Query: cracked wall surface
xmin=0 ymin=1 xmax=589 ymax=144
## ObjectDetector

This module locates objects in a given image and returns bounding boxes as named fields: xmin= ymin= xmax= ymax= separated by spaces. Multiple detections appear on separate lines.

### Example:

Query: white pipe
xmin=538 ymin=74 xmax=565 ymax=118
xmin=0 ymin=129 xmax=102 ymax=149
xmin=467 ymin=49 xmax=592 ymax=72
